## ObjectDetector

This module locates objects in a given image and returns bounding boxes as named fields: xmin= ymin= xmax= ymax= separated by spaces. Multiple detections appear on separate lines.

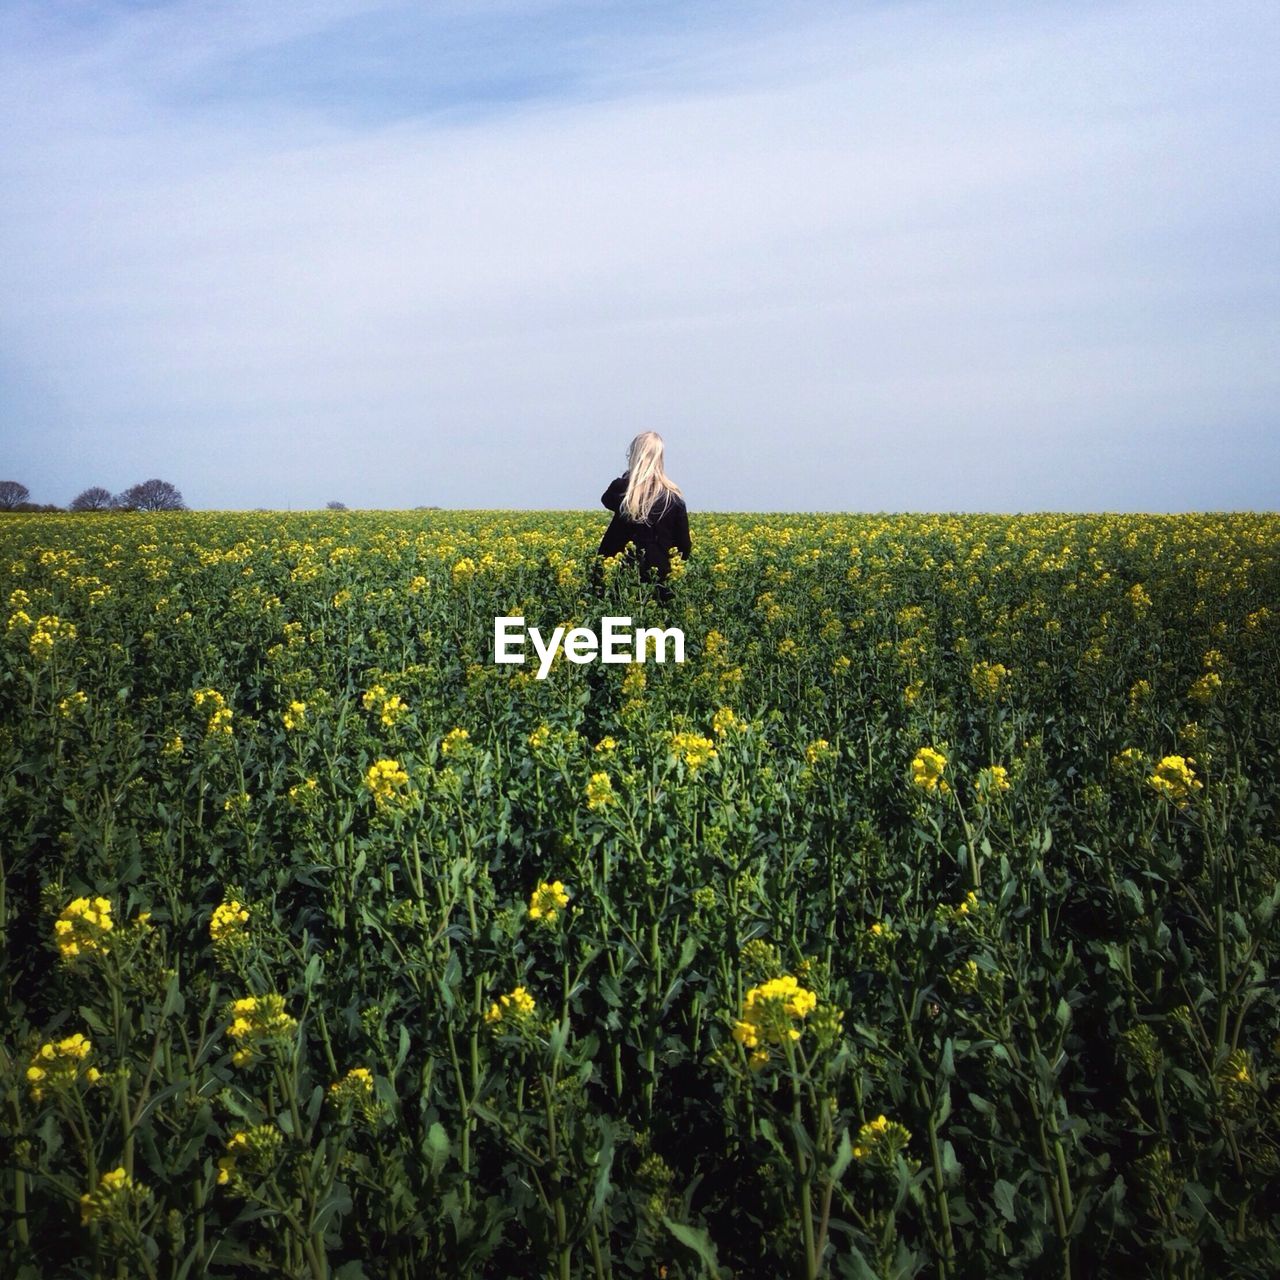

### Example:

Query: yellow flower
xmin=852 ymin=1114 xmax=911 ymax=1164
xmin=217 ymin=1124 xmax=283 ymax=1190
xmin=365 ymin=758 xmax=410 ymax=808
xmin=712 ymin=708 xmax=746 ymax=738
xmin=528 ymin=880 xmax=570 ymax=923
xmin=974 ymin=765 xmax=1010 ymax=802
xmin=224 ymin=993 xmax=297 ymax=1066
xmin=969 ymin=661 xmax=1010 ymax=700
xmin=194 ymin=688 xmax=233 ymax=738
xmin=330 ymin=1065 xmax=374 ymax=1095
xmin=586 ymin=771 xmax=616 ymax=810
xmin=58 ymin=691 xmax=88 ymax=718
xmin=1187 ymin=672 xmax=1222 ymax=704
xmin=79 ymin=1167 xmax=147 ymax=1226
xmin=804 ymin=738 xmax=835 ymax=766
xmin=54 ymin=896 xmax=115 ymax=962
xmin=484 ymin=985 xmax=536 ymax=1027
xmin=328 ymin=1066 xmax=378 ymax=1119
xmin=210 ymin=899 xmax=250 ymax=947
xmin=28 ymin=615 xmax=77 ymax=660
xmin=668 ymin=732 xmax=717 ymax=773
xmin=1127 ymin=583 xmax=1152 ymax=613
xmin=27 ymin=1032 xmax=99 ymax=1103
xmin=1148 ymin=755 xmax=1202 ymax=808
xmin=732 ymin=974 xmax=819 ymax=1063
xmin=282 ymin=700 xmax=307 ymax=731
xmin=440 ymin=727 xmax=470 ymax=756
xmin=910 ymin=746 xmax=950 ymax=795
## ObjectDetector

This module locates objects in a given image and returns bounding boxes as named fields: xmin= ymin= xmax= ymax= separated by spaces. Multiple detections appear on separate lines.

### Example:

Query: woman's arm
xmin=674 ymin=502 xmax=691 ymax=559
xmin=601 ymin=476 xmax=626 ymax=512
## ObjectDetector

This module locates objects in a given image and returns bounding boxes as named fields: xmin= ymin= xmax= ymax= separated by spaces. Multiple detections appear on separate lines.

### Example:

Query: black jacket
xmin=596 ymin=476 xmax=691 ymax=581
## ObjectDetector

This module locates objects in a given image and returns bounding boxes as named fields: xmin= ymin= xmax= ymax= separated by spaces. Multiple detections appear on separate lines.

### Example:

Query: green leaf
xmin=661 ymin=1217 xmax=722 ymax=1277
xmin=426 ymin=1121 xmax=450 ymax=1177
xmin=829 ymin=1127 xmax=854 ymax=1184
xmin=994 ymin=1178 xmax=1018 ymax=1223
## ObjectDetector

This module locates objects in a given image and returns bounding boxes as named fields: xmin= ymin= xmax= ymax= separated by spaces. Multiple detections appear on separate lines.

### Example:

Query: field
xmin=1 ymin=510 xmax=1278 ymax=1280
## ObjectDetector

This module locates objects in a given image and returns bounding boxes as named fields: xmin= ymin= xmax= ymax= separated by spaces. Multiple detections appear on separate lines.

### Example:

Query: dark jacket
xmin=596 ymin=476 xmax=691 ymax=582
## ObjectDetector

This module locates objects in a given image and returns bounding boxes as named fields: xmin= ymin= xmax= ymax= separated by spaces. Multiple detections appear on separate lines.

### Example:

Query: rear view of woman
xmin=596 ymin=432 xmax=691 ymax=597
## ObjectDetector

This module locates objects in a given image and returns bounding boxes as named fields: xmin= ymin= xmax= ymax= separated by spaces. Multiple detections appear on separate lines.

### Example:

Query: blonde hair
xmin=621 ymin=432 xmax=683 ymax=522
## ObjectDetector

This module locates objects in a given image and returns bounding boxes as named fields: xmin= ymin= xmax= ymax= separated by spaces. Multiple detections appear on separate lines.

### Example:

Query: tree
xmin=70 ymin=486 xmax=114 ymax=512
xmin=0 ymin=480 xmax=31 ymax=510
xmin=326 ymin=501 xmax=348 ymax=511
xmin=115 ymin=479 xmax=186 ymax=512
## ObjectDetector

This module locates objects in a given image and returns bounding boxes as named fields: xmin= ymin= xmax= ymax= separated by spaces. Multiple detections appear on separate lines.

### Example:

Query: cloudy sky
xmin=1 ymin=0 xmax=1277 ymax=511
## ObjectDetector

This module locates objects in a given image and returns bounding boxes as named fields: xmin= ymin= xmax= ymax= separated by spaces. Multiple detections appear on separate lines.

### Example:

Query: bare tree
xmin=115 ymin=479 xmax=186 ymax=512
xmin=326 ymin=501 xmax=348 ymax=510
xmin=0 ymin=480 xmax=31 ymax=510
xmin=70 ymin=486 xmax=115 ymax=512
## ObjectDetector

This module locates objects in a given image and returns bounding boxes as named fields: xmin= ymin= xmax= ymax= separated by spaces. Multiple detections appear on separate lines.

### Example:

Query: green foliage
xmin=0 ymin=510 xmax=1278 ymax=1278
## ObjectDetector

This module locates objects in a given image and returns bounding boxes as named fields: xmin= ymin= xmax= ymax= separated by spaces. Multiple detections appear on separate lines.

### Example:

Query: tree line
xmin=0 ymin=479 xmax=186 ymax=513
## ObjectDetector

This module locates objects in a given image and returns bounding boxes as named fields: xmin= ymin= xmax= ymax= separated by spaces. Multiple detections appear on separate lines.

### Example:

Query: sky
xmin=1 ymin=0 xmax=1277 ymax=512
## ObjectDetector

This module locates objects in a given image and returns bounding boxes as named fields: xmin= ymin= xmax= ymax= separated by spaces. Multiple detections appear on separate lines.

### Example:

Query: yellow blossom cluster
xmin=732 ymin=975 xmax=818 ymax=1067
xmin=329 ymin=1065 xmax=375 ymax=1099
xmin=852 ymin=1114 xmax=912 ymax=1163
xmin=586 ymin=771 xmax=616 ymax=810
xmin=363 ymin=684 xmax=408 ymax=727
xmin=80 ymin=1168 xmax=148 ymax=1226
xmin=1187 ymin=672 xmax=1222 ymax=704
xmin=328 ymin=1067 xmax=378 ymax=1120
xmin=910 ymin=746 xmax=950 ymax=795
xmin=712 ymin=707 xmax=746 ymax=737
xmin=58 ymin=690 xmax=88 ymax=718
xmin=484 ymin=985 xmax=536 ymax=1027
xmin=193 ymin=688 xmax=233 ymax=738
xmin=225 ymin=994 xmax=298 ymax=1067
xmin=365 ymin=758 xmax=410 ymax=808
xmin=54 ymin=896 xmax=114 ymax=961
xmin=974 ymin=765 xmax=1010 ymax=802
xmin=27 ymin=614 xmax=77 ymax=660
xmin=217 ymin=1124 xmax=284 ymax=1189
xmin=1127 ymin=583 xmax=1152 ymax=613
xmin=27 ymin=1033 xmax=101 ymax=1103
xmin=282 ymin=700 xmax=307 ymax=731
xmin=970 ymin=661 xmax=1010 ymax=700
xmin=528 ymin=880 xmax=570 ymax=924
xmin=1147 ymin=755 xmax=1202 ymax=808
xmin=210 ymin=899 xmax=250 ymax=949
xmin=440 ymin=727 xmax=470 ymax=755
xmin=668 ymin=732 xmax=717 ymax=772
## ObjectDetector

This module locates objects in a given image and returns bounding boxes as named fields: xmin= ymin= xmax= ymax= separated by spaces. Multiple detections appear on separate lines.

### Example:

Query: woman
xmin=596 ymin=432 xmax=691 ymax=595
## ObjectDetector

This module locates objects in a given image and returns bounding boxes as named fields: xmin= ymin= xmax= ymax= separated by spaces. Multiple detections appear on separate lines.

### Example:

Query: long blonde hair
xmin=621 ymin=432 xmax=683 ymax=522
